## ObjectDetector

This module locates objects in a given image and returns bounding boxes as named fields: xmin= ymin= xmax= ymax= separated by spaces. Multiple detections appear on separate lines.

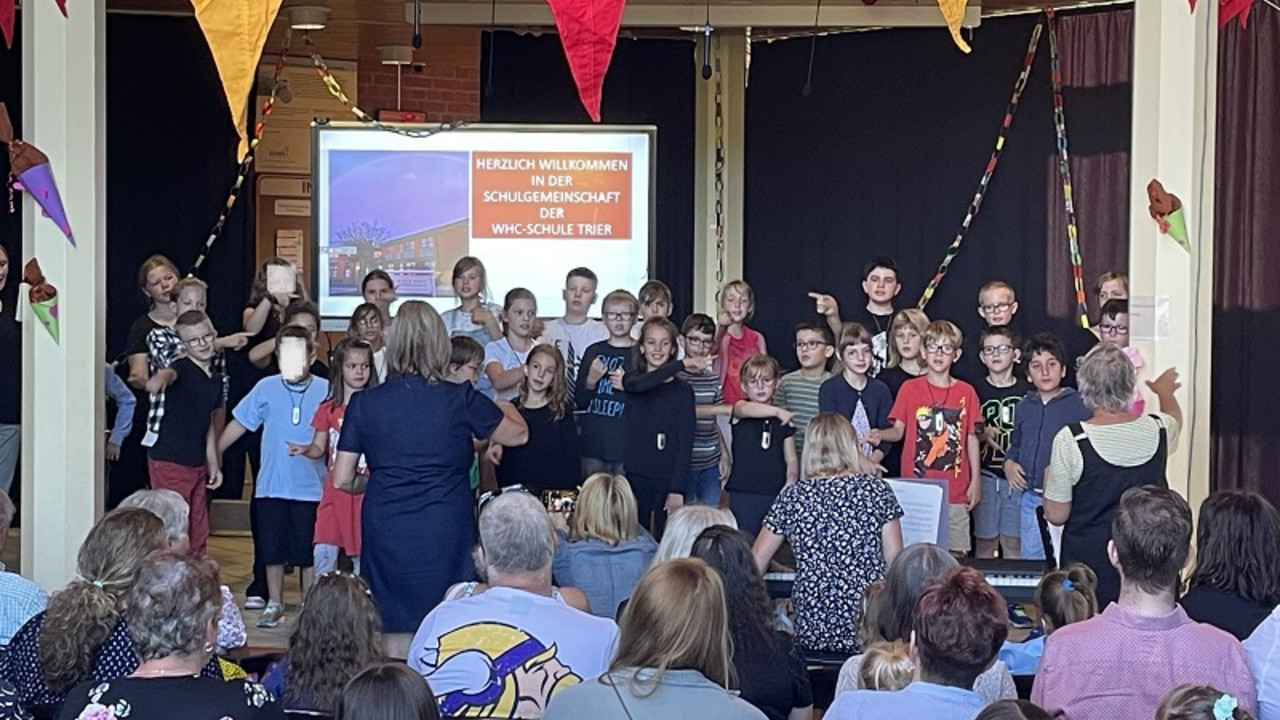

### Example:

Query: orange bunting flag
xmin=190 ymin=0 xmax=284 ymax=161
xmin=937 ymin=0 xmax=972 ymax=53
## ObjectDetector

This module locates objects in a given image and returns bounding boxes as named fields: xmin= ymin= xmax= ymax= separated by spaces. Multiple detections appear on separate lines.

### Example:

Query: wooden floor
xmin=4 ymin=530 xmax=296 ymax=650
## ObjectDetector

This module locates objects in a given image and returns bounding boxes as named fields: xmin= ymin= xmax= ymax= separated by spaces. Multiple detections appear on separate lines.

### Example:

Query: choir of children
xmin=122 ymin=250 xmax=1133 ymax=632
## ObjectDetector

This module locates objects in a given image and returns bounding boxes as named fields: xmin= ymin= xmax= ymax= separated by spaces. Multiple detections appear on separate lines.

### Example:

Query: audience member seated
xmin=651 ymin=505 xmax=737 ymax=566
xmin=336 ymin=663 xmax=440 ymax=720
xmin=836 ymin=543 xmax=1016 ymax=702
xmin=1158 ymin=684 xmax=1257 ymax=720
xmin=825 ymin=566 xmax=1008 ymax=719
xmin=551 ymin=473 xmax=657 ymax=619
xmin=1180 ymin=490 xmax=1280 ymax=641
xmin=543 ymin=558 xmax=767 ymax=720
xmin=118 ymin=489 xmax=247 ymax=653
xmin=0 ymin=492 xmax=46 ymax=645
xmin=263 ymin=573 xmax=384 ymax=714
xmin=56 ymin=551 xmax=284 ymax=720
xmin=0 ymin=681 xmax=23 ymax=720
xmin=691 ymin=526 xmax=812 ymax=720
xmin=975 ymin=700 xmax=1056 ymax=720
xmin=1033 ymin=486 xmax=1257 ymax=718
xmin=3 ymin=508 xmax=224 ymax=716
xmin=998 ymin=563 xmax=1098 ymax=675
xmin=407 ymin=491 xmax=618 ymax=717
xmin=1244 ymin=605 xmax=1280 ymax=720
xmin=855 ymin=641 xmax=913 ymax=691
xmin=752 ymin=414 xmax=904 ymax=655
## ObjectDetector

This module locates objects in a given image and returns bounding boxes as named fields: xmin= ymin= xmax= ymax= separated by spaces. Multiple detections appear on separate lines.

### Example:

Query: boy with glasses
xmin=777 ymin=321 xmax=835 ymax=458
xmin=881 ymin=320 xmax=982 ymax=556
xmin=143 ymin=310 xmax=225 ymax=554
xmin=972 ymin=326 xmax=1034 ymax=623
xmin=1097 ymin=299 xmax=1145 ymax=414
xmin=678 ymin=313 xmax=730 ymax=506
xmin=577 ymin=290 xmax=639 ymax=478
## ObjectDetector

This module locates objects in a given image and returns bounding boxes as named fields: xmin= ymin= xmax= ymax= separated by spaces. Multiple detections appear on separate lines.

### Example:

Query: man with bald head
xmin=408 ymin=491 xmax=619 ymax=718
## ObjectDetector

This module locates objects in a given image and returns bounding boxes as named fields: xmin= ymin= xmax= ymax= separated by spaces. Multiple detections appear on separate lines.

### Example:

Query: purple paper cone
xmin=30 ymin=296 xmax=58 ymax=343
xmin=16 ymin=163 xmax=74 ymax=246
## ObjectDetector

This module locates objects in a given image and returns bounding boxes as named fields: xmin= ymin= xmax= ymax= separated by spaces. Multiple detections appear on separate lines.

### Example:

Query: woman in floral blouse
xmin=752 ymin=413 xmax=904 ymax=654
xmin=57 ymin=552 xmax=283 ymax=720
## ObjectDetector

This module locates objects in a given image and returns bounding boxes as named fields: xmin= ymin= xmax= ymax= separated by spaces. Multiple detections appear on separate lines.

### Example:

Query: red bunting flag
xmin=545 ymin=0 xmax=628 ymax=122
xmin=0 ymin=0 xmax=67 ymax=49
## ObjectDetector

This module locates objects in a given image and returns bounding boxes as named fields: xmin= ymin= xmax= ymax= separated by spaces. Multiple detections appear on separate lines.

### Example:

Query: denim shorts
xmin=973 ymin=469 xmax=1024 ymax=539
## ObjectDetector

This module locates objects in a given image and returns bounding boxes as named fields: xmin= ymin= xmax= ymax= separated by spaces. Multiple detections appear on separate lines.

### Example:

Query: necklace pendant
xmin=761 ymin=428 xmax=772 ymax=451
xmin=292 ymin=407 xmax=301 ymax=425
xmin=656 ymin=432 xmax=666 ymax=451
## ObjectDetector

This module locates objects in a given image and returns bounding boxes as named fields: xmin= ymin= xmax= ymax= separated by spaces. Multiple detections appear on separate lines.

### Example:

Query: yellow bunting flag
xmin=190 ymin=0 xmax=284 ymax=161
xmin=937 ymin=0 xmax=971 ymax=53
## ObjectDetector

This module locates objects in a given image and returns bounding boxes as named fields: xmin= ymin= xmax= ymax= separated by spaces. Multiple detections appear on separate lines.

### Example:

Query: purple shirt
xmin=1033 ymin=603 xmax=1257 ymax=719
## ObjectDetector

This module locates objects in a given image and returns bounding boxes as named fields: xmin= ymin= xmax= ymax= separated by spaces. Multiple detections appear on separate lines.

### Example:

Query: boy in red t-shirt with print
xmin=877 ymin=320 xmax=981 ymax=557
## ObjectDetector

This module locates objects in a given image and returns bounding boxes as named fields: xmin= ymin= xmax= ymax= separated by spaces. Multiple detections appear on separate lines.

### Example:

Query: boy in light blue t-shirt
xmin=218 ymin=325 xmax=328 ymax=628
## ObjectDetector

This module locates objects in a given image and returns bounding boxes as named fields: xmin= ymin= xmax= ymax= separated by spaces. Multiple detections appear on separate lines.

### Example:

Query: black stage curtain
xmin=744 ymin=11 xmax=1131 ymax=367
xmin=1211 ymin=8 xmax=1280 ymax=507
xmin=106 ymin=14 xmax=257 ymax=358
xmin=480 ymin=32 xmax=697 ymax=318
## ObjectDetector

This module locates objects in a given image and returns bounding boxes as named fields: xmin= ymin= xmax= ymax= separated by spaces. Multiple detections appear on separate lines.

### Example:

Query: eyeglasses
xmin=606 ymin=312 xmax=635 ymax=321
xmin=925 ymin=343 xmax=956 ymax=355
xmin=745 ymin=377 xmax=775 ymax=388
xmin=685 ymin=336 xmax=713 ymax=348
xmin=795 ymin=340 xmax=829 ymax=350
xmin=981 ymin=344 xmax=1014 ymax=356
xmin=356 ymin=318 xmax=381 ymax=328
xmin=182 ymin=332 xmax=215 ymax=347
xmin=477 ymin=484 xmax=532 ymax=512
xmin=980 ymin=302 xmax=1013 ymax=314
xmin=1098 ymin=324 xmax=1128 ymax=336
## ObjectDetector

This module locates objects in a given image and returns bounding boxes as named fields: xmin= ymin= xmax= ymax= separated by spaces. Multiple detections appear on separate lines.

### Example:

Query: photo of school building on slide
xmin=326 ymin=149 xmax=471 ymax=297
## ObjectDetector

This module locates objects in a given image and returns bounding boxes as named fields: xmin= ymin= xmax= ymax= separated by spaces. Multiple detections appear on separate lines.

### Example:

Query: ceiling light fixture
xmin=287 ymin=5 xmax=330 ymax=31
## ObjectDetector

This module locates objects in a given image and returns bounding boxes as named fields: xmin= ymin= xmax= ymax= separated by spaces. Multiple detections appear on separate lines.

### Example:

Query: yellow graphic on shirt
xmin=426 ymin=622 xmax=582 ymax=718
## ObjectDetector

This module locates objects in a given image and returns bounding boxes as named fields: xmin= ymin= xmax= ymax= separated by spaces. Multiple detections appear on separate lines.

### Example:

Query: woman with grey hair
xmin=56 ymin=552 xmax=284 ymax=720
xmin=118 ymin=489 xmax=247 ymax=654
xmin=1042 ymin=343 xmax=1182 ymax=606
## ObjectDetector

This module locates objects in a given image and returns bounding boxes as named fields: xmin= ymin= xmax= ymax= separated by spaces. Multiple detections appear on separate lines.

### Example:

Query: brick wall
xmin=356 ymin=27 xmax=481 ymax=122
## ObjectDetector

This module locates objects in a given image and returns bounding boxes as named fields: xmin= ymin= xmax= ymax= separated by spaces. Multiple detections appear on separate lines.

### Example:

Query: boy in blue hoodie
xmin=1003 ymin=333 xmax=1091 ymax=561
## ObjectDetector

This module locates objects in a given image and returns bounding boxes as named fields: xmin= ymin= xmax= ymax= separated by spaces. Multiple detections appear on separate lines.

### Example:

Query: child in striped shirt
xmin=679 ymin=313 xmax=731 ymax=506
xmin=776 ymin=321 xmax=834 ymax=458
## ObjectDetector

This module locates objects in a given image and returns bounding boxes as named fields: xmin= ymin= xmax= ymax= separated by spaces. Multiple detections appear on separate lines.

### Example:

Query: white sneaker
xmin=257 ymin=602 xmax=284 ymax=628
xmin=244 ymin=595 xmax=266 ymax=610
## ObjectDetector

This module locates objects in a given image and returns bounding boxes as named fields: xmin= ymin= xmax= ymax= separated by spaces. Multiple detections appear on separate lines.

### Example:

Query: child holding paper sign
xmin=219 ymin=326 xmax=329 ymax=629
xmin=752 ymin=413 xmax=904 ymax=655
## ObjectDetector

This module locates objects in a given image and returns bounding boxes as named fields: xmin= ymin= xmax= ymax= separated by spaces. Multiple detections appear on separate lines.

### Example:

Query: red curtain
xmin=1211 ymin=6 xmax=1280 ymax=505
xmin=1045 ymin=9 xmax=1132 ymax=324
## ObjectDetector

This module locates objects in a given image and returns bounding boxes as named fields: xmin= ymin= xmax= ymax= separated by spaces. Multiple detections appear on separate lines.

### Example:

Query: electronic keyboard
xmin=764 ymin=571 xmax=795 ymax=599
xmin=961 ymin=558 xmax=1049 ymax=604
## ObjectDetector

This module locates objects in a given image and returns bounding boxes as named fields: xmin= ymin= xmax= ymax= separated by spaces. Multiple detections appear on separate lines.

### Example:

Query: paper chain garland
xmin=917 ymin=20 xmax=1043 ymax=311
xmin=189 ymin=30 xmax=292 ymax=275
xmin=1047 ymin=9 xmax=1090 ymax=329
xmin=302 ymin=32 xmax=468 ymax=140
xmin=191 ymin=31 xmax=468 ymax=275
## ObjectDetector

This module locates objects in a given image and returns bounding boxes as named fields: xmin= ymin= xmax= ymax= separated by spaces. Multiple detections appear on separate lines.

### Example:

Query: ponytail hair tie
xmin=92 ymin=580 xmax=104 ymax=589
xmin=1214 ymin=694 xmax=1238 ymax=720
xmin=77 ymin=574 xmax=105 ymax=589
xmin=1061 ymin=579 xmax=1075 ymax=592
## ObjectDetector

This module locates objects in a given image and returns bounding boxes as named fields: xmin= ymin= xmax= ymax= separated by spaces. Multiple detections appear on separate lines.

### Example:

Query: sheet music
xmin=886 ymin=478 xmax=949 ymax=548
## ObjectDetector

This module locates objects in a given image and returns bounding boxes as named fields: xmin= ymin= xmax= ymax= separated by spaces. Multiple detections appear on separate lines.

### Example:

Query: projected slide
xmin=314 ymin=124 xmax=654 ymax=324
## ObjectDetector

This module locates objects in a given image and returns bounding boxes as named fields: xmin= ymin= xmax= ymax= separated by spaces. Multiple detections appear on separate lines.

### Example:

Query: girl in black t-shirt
xmin=489 ymin=344 xmax=580 ymax=492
